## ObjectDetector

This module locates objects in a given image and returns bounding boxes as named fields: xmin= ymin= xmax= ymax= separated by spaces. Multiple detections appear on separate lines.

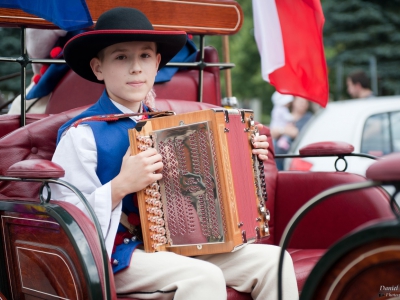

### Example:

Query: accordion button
xmin=265 ymin=210 xmax=271 ymax=221
xmin=152 ymin=191 xmax=161 ymax=199
xmin=152 ymin=234 xmax=160 ymax=240
xmin=124 ymin=238 xmax=130 ymax=244
xmin=112 ymin=259 xmax=119 ymax=265
xmin=158 ymin=236 xmax=167 ymax=243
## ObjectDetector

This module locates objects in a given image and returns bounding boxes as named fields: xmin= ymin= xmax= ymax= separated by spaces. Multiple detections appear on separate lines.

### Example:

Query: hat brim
xmin=64 ymin=30 xmax=187 ymax=83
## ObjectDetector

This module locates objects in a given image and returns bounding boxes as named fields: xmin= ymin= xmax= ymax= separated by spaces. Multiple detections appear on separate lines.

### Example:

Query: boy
xmin=51 ymin=7 xmax=298 ymax=300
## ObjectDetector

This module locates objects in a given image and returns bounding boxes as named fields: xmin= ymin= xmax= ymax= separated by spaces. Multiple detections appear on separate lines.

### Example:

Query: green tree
xmin=0 ymin=27 xmax=33 ymax=99
xmin=323 ymin=0 xmax=400 ymax=99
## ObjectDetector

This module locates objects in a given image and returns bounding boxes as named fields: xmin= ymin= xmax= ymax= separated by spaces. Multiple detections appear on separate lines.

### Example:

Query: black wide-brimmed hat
xmin=64 ymin=7 xmax=187 ymax=83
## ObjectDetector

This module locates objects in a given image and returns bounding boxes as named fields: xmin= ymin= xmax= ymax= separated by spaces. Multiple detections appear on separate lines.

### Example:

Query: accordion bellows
xmin=129 ymin=108 xmax=270 ymax=256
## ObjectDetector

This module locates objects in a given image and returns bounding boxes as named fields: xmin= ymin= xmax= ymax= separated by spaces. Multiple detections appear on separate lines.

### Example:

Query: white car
xmin=284 ymin=96 xmax=400 ymax=176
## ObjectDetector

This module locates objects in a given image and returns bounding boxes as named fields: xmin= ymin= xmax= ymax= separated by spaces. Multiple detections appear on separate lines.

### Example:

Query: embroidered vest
xmin=57 ymin=90 xmax=145 ymax=273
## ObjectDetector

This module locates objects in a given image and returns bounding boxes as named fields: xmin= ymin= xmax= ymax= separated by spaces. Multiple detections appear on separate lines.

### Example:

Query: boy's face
xmin=90 ymin=41 xmax=161 ymax=111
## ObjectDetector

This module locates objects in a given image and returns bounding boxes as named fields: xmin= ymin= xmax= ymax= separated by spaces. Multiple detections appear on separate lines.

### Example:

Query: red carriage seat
xmin=0 ymin=99 xmax=395 ymax=298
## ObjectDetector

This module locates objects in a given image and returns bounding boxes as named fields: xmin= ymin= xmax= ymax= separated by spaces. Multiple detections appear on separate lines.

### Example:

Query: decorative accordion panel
xmin=129 ymin=109 xmax=270 ymax=256
xmin=154 ymin=122 xmax=225 ymax=246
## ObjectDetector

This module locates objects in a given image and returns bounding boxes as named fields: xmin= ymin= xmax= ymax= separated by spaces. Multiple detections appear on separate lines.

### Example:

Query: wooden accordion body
xmin=128 ymin=109 xmax=270 ymax=256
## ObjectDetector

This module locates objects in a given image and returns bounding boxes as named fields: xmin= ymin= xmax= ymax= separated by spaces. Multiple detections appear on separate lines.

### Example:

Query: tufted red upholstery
xmin=0 ymin=107 xmax=86 ymax=200
xmin=274 ymin=172 xmax=393 ymax=250
xmin=0 ymin=113 xmax=49 ymax=139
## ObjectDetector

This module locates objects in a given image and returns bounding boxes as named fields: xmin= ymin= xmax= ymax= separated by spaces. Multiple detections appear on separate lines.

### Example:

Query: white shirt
xmin=51 ymin=100 xmax=143 ymax=257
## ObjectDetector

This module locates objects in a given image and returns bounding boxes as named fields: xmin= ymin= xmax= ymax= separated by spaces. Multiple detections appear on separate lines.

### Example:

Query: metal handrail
xmin=275 ymin=152 xmax=378 ymax=172
xmin=274 ymin=152 xmax=377 ymax=160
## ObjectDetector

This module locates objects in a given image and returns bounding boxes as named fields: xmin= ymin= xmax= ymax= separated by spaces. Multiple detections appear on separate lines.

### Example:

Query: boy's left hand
xmin=252 ymin=124 xmax=269 ymax=161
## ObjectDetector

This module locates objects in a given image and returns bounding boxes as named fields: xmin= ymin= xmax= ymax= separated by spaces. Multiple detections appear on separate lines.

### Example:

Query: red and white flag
xmin=252 ymin=0 xmax=329 ymax=107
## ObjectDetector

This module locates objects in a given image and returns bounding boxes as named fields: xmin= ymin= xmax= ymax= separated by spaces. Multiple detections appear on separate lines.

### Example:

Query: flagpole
xmin=222 ymin=35 xmax=232 ymax=97
xmin=222 ymin=35 xmax=237 ymax=107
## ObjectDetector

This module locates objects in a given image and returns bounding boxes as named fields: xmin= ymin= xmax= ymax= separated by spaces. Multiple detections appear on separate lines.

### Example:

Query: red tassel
xmin=50 ymin=46 xmax=62 ymax=58
xmin=133 ymin=194 xmax=139 ymax=207
xmin=40 ymin=64 xmax=49 ymax=75
xmin=128 ymin=213 xmax=141 ymax=226
xmin=32 ymin=74 xmax=41 ymax=84
xmin=114 ymin=231 xmax=132 ymax=246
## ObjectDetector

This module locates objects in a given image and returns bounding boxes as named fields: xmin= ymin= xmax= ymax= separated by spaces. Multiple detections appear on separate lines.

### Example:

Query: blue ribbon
xmin=155 ymin=38 xmax=198 ymax=83
xmin=0 ymin=0 xmax=93 ymax=31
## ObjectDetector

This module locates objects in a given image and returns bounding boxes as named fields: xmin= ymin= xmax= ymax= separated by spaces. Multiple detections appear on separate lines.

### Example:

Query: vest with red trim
xmin=57 ymin=89 xmax=148 ymax=273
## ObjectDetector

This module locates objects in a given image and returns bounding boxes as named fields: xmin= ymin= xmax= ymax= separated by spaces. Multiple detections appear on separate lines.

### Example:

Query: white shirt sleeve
xmin=50 ymin=125 xmax=122 ymax=257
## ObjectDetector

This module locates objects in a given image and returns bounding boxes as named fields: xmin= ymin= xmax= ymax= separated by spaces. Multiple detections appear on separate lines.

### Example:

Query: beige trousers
xmin=114 ymin=244 xmax=298 ymax=300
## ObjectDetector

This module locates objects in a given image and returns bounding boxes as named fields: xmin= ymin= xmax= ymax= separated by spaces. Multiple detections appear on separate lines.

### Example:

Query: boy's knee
xmin=196 ymin=262 xmax=225 ymax=288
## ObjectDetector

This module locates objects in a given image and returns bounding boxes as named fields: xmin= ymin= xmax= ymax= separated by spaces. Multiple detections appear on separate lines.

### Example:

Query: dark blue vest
xmin=57 ymin=90 xmax=145 ymax=273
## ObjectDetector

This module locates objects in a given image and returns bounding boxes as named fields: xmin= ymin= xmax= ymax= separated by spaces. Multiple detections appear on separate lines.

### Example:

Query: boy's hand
xmin=111 ymin=147 xmax=163 ymax=208
xmin=252 ymin=124 xmax=269 ymax=161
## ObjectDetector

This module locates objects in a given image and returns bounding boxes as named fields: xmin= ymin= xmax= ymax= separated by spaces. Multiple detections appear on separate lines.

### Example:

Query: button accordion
xmin=128 ymin=108 xmax=270 ymax=256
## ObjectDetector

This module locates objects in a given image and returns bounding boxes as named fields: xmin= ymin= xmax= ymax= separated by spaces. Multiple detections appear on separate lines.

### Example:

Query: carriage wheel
xmin=300 ymin=220 xmax=400 ymax=300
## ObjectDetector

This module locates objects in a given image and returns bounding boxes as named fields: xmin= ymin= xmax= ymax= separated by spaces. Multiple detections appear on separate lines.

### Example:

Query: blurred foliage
xmin=0 ymin=28 xmax=33 ymax=98
xmin=323 ymin=0 xmax=400 ymax=99
xmin=206 ymin=0 xmax=275 ymax=124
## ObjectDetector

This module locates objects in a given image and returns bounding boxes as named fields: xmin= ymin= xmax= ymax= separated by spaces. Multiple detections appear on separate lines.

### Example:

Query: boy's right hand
xmin=111 ymin=147 xmax=163 ymax=209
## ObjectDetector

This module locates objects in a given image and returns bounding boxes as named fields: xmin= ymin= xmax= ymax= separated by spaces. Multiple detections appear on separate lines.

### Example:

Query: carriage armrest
xmin=6 ymin=159 xmax=65 ymax=178
xmin=366 ymin=152 xmax=400 ymax=182
xmin=299 ymin=141 xmax=354 ymax=156
xmin=0 ymin=114 xmax=50 ymax=139
xmin=274 ymin=171 xmax=393 ymax=249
